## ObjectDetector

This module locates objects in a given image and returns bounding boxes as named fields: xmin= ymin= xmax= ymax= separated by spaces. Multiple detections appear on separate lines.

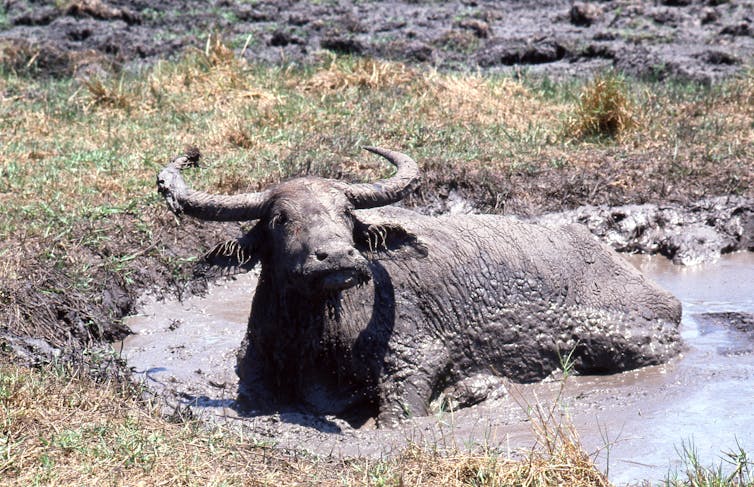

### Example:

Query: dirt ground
xmin=1 ymin=0 xmax=753 ymax=82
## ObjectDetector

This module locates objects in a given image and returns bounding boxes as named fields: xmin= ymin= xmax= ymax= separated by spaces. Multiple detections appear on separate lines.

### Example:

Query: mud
xmin=419 ymin=193 xmax=754 ymax=265
xmin=535 ymin=195 xmax=754 ymax=265
xmin=121 ymin=250 xmax=754 ymax=484
xmin=1 ymin=0 xmax=752 ymax=82
xmin=0 ymin=213 xmax=238 ymax=361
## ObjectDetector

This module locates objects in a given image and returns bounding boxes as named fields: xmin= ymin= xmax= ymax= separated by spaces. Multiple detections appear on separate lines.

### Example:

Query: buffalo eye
xmin=342 ymin=206 xmax=357 ymax=227
xmin=270 ymin=211 xmax=289 ymax=228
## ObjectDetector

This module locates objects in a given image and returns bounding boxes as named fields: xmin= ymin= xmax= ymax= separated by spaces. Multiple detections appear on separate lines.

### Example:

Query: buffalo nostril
xmin=348 ymin=249 xmax=355 ymax=256
xmin=315 ymin=250 xmax=329 ymax=261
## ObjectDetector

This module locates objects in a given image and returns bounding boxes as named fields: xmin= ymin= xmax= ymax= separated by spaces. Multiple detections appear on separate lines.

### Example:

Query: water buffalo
xmin=157 ymin=147 xmax=682 ymax=426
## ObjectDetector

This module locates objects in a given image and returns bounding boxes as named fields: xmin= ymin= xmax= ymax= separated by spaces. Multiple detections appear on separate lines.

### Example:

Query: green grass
xmin=665 ymin=440 xmax=754 ymax=487
xmin=0 ymin=6 xmax=8 ymax=30
xmin=1 ymin=52 xmax=750 ymax=237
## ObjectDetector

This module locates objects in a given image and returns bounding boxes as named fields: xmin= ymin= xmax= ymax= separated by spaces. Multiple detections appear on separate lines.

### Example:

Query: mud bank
xmin=121 ymin=246 xmax=754 ymax=484
xmin=1 ymin=0 xmax=752 ymax=81
xmin=536 ymin=195 xmax=754 ymax=265
xmin=420 ymin=193 xmax=754 ymax=266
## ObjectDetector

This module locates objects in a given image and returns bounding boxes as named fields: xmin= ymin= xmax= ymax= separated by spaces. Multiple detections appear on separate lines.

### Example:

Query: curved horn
xmin=341 ymin=146 xmax=420 ymax=209
xmin=157 ymin=149 xmax=270 ymax=221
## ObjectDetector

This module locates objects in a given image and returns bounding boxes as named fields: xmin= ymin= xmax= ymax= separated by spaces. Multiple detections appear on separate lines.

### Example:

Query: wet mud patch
xmin=411 ymin=192 xmax=754 ymax=265
xmin=121 ymin=249 xmax=754 ymax=484
xmin=122 ymin=271 xmax=254 ymax=414
xmin=535 ymin=196 xmax=754 ymax=265
xmin=0 ymin=212 xmax=240 ymax=364
xmin=696 ymin=311 xmax=754 ymax=336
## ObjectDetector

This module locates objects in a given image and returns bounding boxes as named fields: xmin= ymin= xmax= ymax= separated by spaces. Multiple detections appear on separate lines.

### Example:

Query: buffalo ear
xmin=353 ymin=218 xmax=428 ymax=261
xmin=196 ymin=225 xmax=262 ymax=277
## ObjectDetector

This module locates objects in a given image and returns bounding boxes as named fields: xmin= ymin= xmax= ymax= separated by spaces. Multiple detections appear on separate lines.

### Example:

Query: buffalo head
xmin=157 ymin=147 xmax=425 ymax=295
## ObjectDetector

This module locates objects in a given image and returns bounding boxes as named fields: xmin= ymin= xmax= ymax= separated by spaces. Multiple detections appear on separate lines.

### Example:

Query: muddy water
xmin=121 ymin=252 xmax=754 ymax=485
xmin=554 ymin=252 xmax=754 ymax=483
xmin=121 ymin=273 xmax=255 ymax=412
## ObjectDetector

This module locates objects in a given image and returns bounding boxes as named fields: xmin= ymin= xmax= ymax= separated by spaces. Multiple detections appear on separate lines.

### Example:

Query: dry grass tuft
xmin=225 ymin=123 xmax=256 ymax=149
xmin=200 ymin=33 xmax=239 ymax=69
xmin=84 ymin=77 xmax=132 ymax=109
xmin=351 ymin=438 xmax=609 ymax=487
xmin=426 ymin=72 xmax=561 ymax=130
xmin=567 ymin=73 xmax=638 ymax=140
xmin=300 ymin=55 xmax=418 ymax=92
xmin=0 ymin=39 xmax=108 ymax=77
xmin=63 ymin=0 xmax=119 ymax=19
xmin=0 ymin=40 xmax=39 ymax=72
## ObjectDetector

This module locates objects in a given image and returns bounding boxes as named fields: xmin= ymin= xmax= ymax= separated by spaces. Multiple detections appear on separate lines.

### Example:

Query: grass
xmin=3 ymin=46 xmax=751 ymax=219
xmin=566 ymin=72 xmax=638 ymax=141
xmin=0 ymin=359 xmax=304 ymax=486
xmin=1 ymin=46 xmax=751 ymax=231
xmin=3 ymin=356 xmax=750 ymax=486
xmin=0 ymin=357 xmax=613 ymax=486
xmin=1 ymin=40 xmax=753 ymax=485
xmin=665 ymin=440 xmax=754 ymax=487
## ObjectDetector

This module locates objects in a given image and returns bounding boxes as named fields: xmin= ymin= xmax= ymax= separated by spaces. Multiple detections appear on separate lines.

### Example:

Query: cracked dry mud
xmin=1 ymin=0 xmax=752 ymax=82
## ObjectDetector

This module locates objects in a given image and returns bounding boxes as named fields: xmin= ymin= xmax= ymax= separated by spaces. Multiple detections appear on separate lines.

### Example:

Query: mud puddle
xmin=121 ymin=252 xmax=754 ymax=485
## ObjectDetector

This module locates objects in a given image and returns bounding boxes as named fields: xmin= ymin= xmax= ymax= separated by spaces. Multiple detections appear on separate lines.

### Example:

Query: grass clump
xmin=83 ymin=77 xmax=133 ymax=109
xmin=665 ymin=440 xmax=754 ymax=487
xmin=341 ymin=439 xmax=608 ymax=486
xmin=300 ymin=54 xmax=418 ymax=92
xmin=566 ymin=72 xmax=638 ymax=140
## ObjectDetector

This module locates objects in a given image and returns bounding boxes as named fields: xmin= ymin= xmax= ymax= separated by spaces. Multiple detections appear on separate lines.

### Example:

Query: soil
xmin=0 ymin=210 xmax=237 ymax=359
xmin=535 ymin=195 xmax=754 ymax=264
xmin=1 ymin=0 xmax=752 ymax=82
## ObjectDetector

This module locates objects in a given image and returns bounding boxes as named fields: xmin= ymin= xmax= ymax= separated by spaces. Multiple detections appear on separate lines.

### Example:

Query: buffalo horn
xmin=340 ymin=147 xmax=420 ymax=209
xmin=157 ymin=150 xmax=270 ymax=221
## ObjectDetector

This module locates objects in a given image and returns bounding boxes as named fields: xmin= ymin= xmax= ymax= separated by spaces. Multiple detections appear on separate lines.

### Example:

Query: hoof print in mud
xmin=158 ymin=147 xmax=683 ymax=427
